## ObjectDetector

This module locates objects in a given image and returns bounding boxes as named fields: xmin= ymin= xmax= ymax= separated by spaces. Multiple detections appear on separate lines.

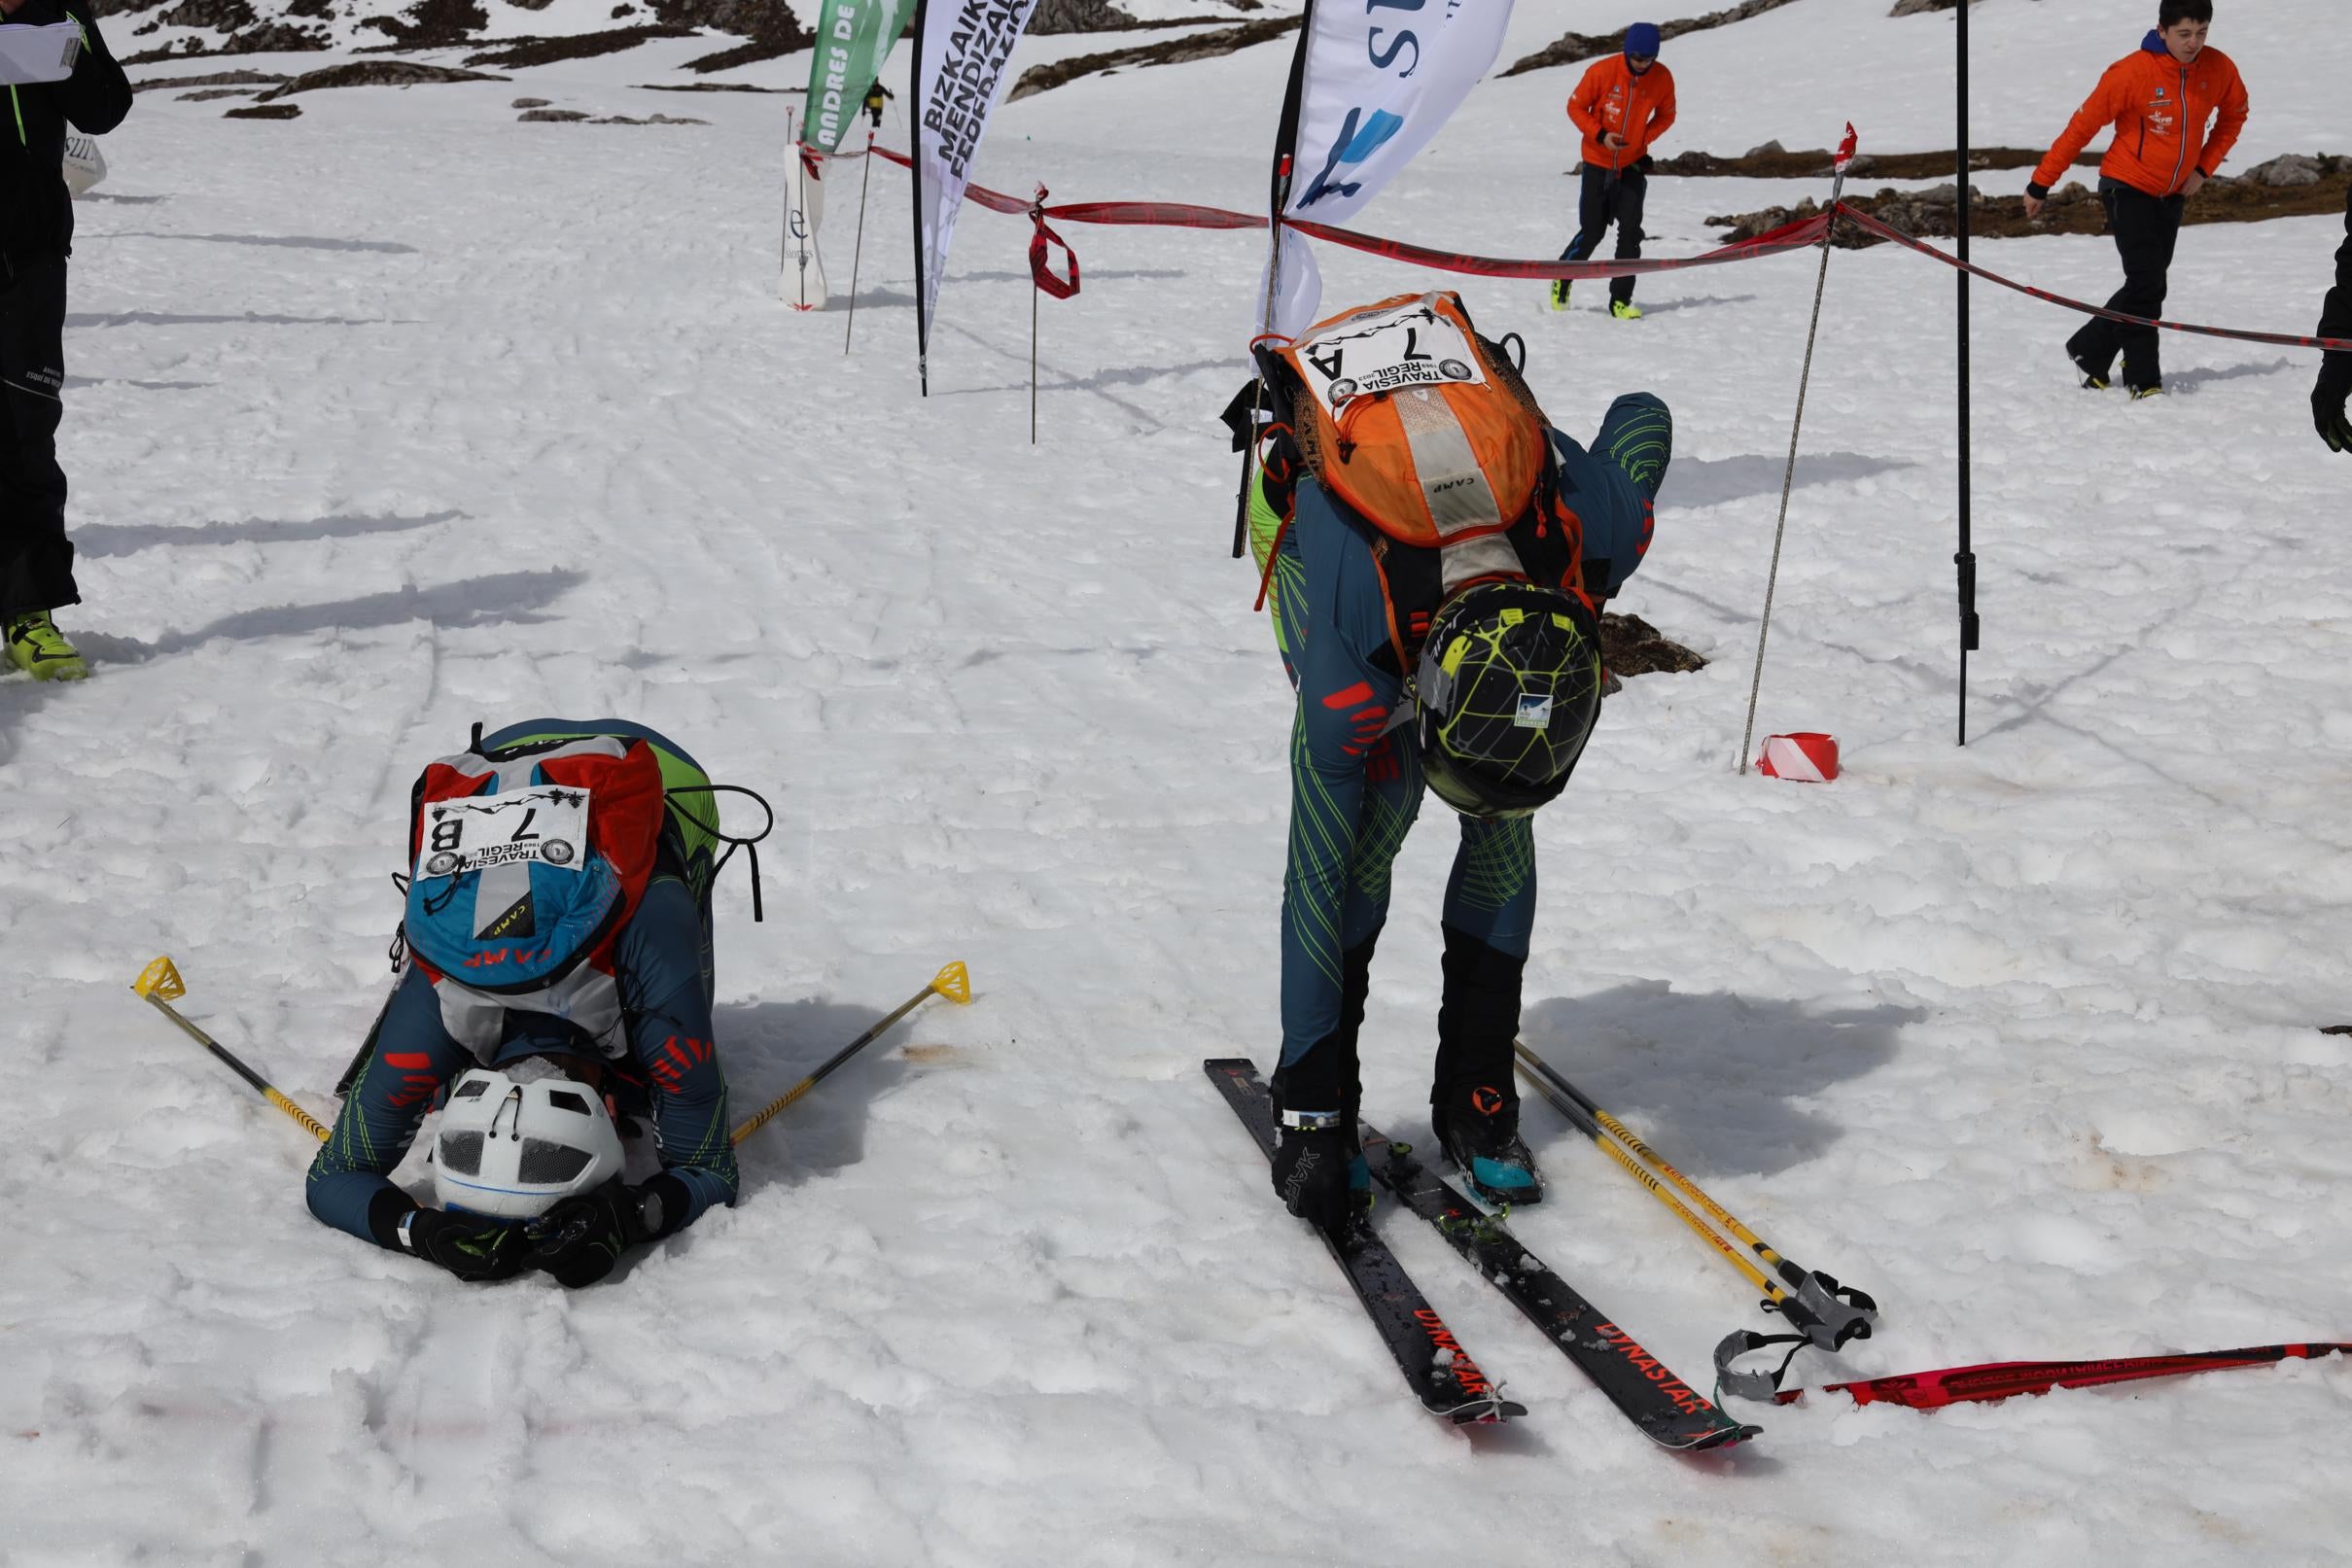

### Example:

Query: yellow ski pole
xmin=133 ymin=957 xmax=331 ymax=1142
xmin=1512 ymin=1050 xmax=1778 ymax=1298
xmin=1513 ymin=1039 xmax=1876 ymax=1347
xmin=731 ymin=961 xmax=971 ymax=1146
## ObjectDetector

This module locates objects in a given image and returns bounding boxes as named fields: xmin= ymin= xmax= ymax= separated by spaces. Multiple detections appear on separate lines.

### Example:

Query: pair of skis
xmin=1205 ymin=1059 xmax=1757 ymax=1450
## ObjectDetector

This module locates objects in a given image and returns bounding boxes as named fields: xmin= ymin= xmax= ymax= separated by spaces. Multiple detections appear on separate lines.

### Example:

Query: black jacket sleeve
xmin=2320 ymin=189 xmax=2352 ymax=401
xmin=57 ymin=0 xmax=131 ymax=136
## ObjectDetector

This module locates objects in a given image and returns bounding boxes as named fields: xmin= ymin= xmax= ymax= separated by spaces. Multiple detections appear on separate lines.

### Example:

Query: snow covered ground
xmin=5 ymin=3 xmax=2350 ymax=1563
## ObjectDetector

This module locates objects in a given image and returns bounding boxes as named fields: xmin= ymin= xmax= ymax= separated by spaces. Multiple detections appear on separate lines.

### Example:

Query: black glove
xmin=395 ymin=1206 xmax=532 ymax=1282
xmin=524 ymin=1178 xmax=673 ymax=1288
xmin=2317 ymin=380 xmax=2352 ymax=454
xmin=1271 ymin=1124 xmax=1357 ymax=1237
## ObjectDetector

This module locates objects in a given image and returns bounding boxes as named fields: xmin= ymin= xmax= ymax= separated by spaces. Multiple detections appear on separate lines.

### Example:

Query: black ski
xmin=1205 ymin=1060 xmax=1526 ymax=1426
xmin=1362 ymin=1125 xmax=1761 ymax=1452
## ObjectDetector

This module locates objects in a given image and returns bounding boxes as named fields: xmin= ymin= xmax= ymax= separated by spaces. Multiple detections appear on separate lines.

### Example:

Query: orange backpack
xmin=1271 ymin=291 xmax=1553 ymax=549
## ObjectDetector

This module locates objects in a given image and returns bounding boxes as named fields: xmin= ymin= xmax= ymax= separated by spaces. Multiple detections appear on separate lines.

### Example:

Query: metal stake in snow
xmin=1738 ymin=124 xmax=1858 ymax=776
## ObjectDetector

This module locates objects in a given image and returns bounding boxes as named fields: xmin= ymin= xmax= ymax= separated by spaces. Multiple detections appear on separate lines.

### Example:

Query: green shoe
xmin=1609 ymin=298 xmax=1643 ymax=320
xmin=1548 ymin=278 xmax=1571 ymax=312
xmin=6 ymin=610 xmax=90 ymax=681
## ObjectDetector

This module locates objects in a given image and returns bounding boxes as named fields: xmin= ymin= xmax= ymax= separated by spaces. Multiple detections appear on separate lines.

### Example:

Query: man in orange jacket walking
xmin=2022 ymin=0 xmax=2247 ymax=398
xmin=1553 ymin=22 xmax=1675 ymax=320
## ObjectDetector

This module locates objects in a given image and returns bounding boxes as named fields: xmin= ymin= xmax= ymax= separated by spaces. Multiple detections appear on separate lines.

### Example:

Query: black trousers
xmin=0 ymin=254 xmax=74 ymax=618
xmin=2066 ymin=179 xmax=2184 ymax=391
xmin=1562 ymin=161 xmax=1649 ymax=305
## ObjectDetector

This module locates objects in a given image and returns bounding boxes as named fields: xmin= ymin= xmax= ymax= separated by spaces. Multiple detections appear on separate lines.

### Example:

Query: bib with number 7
xmin=1275 ymin=291 xmax=1550 ymax=549
xmin=403 ymin=735 xmax=666 ymax=1011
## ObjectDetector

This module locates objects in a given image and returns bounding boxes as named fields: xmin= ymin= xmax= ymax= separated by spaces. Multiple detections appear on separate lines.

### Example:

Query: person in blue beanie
xmin=1554 ymin=22 xmax=1676 ymax=319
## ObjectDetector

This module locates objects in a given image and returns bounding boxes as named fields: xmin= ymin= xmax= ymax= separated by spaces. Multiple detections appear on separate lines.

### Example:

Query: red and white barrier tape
xmin=835 ymin=144 xmax=2352 ymax=353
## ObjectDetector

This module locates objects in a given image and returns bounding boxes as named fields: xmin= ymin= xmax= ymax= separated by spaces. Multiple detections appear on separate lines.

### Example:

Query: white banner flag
xmin=913 ymin=0 xmax=1041 ymax=388
xmin=1261 ymin=0 xmax=1516 ymax=339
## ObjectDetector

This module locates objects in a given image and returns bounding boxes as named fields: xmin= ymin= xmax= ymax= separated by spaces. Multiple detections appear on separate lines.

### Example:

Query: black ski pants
xmin=0 ymin=255 xmax=74 ymax=618
xmin=2066 ymin=179 xmax=2184 ymax=392
xmin=1562 ymin=161 xmax=1649 ymax=305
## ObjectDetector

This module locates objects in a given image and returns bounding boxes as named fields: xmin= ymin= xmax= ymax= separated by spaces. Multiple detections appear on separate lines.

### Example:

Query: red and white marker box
xmin=1755 ymin=732 xmax=1840 ymax=782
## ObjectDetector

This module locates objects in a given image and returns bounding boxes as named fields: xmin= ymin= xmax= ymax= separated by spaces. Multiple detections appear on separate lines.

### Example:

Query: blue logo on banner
xmin=1298 ymin=108 xmax=1407 ymax=208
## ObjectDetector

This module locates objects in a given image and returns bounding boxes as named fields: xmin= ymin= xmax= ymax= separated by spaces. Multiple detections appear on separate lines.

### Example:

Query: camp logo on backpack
xmin=1275 ymin=291 xmax=1550 ymax=549
xmin=404 ymin=734 xmax=667 ymax=1055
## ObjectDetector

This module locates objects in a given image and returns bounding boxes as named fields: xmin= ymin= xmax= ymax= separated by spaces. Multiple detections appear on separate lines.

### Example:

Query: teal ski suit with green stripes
xmin=1253 ymin=395 xmax=1669 ymax=1116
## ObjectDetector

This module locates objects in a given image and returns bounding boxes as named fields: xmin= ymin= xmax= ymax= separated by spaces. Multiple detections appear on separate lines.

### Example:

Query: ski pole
xmin=133 ymin=957 xmax=331 ymax=1141
xmin=1513 ymin=1040 xmax=1877 ymax=1394
xmin=731 ymin=961 xmax=971 ymax=1145
xmin=1514 ymin=1045 xmax=1779 ymax=1298
xmin=1738 ymin=122 xmax=1859 ymax=776
xmin=844 ymin=128 xmax=876 ymax=355
xmin=1775 ymin=1342 xmax=2352 ymax=1411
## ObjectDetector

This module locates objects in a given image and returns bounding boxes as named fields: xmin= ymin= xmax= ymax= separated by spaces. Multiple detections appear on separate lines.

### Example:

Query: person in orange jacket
xmin=1552 ymin=22 xmax=1675 ymax=320
xmin=2021 ymin=0 xmax=2247 ymax=398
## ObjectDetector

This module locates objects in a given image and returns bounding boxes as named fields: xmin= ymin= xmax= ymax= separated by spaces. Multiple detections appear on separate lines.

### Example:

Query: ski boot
xmin=1434 ymin=1083 xmax=1544 ymax=1205
xmin=1549 ymin=278 xmax=1572 ymax=312
xmin=1609 ymin=298 xmax=1643 ymax=321
xmin=2127 ymin=381 xmax=2164 ymax=401
xmin=2071 ymin=352 xmax=2111 ymax=391
xmin=5 ymin=610 xmax=88 ymax=681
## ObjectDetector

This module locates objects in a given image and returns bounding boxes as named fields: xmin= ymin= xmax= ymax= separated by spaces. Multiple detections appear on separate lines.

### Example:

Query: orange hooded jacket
xmin=2030 ymin=32 xmax=2248 ymax=199
xmin=1566 ymin=55 xmax=1676 ymax=170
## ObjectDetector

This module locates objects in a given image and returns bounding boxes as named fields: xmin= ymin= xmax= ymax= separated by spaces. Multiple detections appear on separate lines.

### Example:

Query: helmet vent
xmin=438 ymin=1131 xmax=485 ymax=1175
xmin=544 ymin=1090 xmax=593 ymax=1116
xmin=452 ymin=1079 xmax=491 ymax=1100
xmin=518 ymin=1138 xmax=594 ymax=1185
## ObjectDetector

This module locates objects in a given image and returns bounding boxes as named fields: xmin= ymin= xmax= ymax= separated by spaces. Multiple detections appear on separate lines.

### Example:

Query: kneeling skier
xmin=1236 ymin=291 xmax=1667 ymax=1228
xmin=306 ymin=718 xmax=749 ymax=1285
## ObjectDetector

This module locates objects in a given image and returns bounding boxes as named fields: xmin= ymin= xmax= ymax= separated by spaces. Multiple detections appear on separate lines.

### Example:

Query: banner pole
xmin=910 ymin=0 xmax=930 ymax=397
xmin=1955 ymin=0 xmax=1979 ymax=744
xmin=845 ymin=130 xmax=876 ymax=355
xmin=1032 ymin=261 xmax=1040 ymax=445
xmin=1233 ymin=0 xmax=1315 ymax=558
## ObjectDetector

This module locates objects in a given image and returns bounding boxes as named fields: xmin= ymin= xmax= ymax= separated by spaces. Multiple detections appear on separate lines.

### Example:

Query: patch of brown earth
xmin=256 ymin=60 xmax=506 ymax=98
xmin=465 ymin=24 xmax=693 ymax=68
xmin=1006 ymin=13 xmax=1298 ymax=102
xmin=1708 ymin=156 xmax=2352 ymax=248
xmin=131 ymin=67 xmax=288 ymax=90
xmin=1600 ymin=612 xmax=1708 ymax=677
xmin=1502 ymin=0 xmax=1799 ymax=78
xmin=225 ymin=101 xmax=300 ymax=118
xmin=1653 ymin=145 xmax=2097 ymax=181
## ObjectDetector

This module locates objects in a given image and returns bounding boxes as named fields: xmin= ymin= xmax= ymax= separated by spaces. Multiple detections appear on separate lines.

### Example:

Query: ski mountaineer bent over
xmin=1235 ymin=291 xmax=1667 ymax=1229
xmin=1553 ymin=21 xmax=1674 ymax=320
xmin=2021 ymin=0 xmax=2247 ymax=399
xmin=307 ymin=719 xmax=743 ymax=1286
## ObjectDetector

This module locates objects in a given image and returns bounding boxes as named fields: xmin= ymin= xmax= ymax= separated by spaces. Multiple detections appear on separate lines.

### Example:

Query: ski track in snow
xmin=6 ymin=3 xmax=2352 ymax=1563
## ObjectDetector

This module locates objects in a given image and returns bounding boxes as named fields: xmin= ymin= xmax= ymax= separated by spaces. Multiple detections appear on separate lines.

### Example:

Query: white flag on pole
xmin=1261 ymin=0 xmax=1517 ymax=340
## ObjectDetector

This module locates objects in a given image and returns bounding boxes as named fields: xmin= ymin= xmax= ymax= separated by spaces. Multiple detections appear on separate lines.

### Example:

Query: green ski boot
xmin=6 ymin=610 xmax=90 ymax=681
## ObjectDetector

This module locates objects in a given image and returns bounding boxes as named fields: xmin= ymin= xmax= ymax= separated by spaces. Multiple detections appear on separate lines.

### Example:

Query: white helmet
xmin=428 ymin=1059 xmax=624 ymax=1220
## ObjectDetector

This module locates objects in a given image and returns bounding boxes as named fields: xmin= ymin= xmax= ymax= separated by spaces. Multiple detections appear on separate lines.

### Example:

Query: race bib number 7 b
xmin=416 ymin=786 xmax=592 ymax=880
xmin=1294 ymin=296 xmax=1486 ymax=414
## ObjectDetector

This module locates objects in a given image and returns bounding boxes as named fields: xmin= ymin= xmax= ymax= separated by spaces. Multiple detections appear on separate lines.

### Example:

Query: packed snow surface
xmin=6 ymin=2 xmax=2350 ymax=1563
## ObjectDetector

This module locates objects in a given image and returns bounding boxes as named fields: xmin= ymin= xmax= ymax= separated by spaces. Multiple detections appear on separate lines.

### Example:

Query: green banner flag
xmin=801 ymin=0 xmax=917 ymax=154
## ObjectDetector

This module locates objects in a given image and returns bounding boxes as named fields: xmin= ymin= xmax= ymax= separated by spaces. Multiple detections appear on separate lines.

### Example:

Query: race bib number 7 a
xmin=416 ymin=786 xmax=592 ymax=880
xmin=1294 ymin=296 xmax=1486 ymax=414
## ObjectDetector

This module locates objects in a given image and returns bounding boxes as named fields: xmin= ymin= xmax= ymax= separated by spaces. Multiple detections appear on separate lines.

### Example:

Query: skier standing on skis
xmin=1552 ymin=22 xmax=1674 ymax=320
xmin=2315 ymin=186 xmax=2351 ymax=454
xmin=1 ymin=0 xmax=129 ymax=682
xmin=2021 ymin=0 xmax=2247 ymax=399
xmin=1234 ymin=292 xmax=1668 ymax=1230
xmin=307 ymin=719 xmax=748 ymax=1286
